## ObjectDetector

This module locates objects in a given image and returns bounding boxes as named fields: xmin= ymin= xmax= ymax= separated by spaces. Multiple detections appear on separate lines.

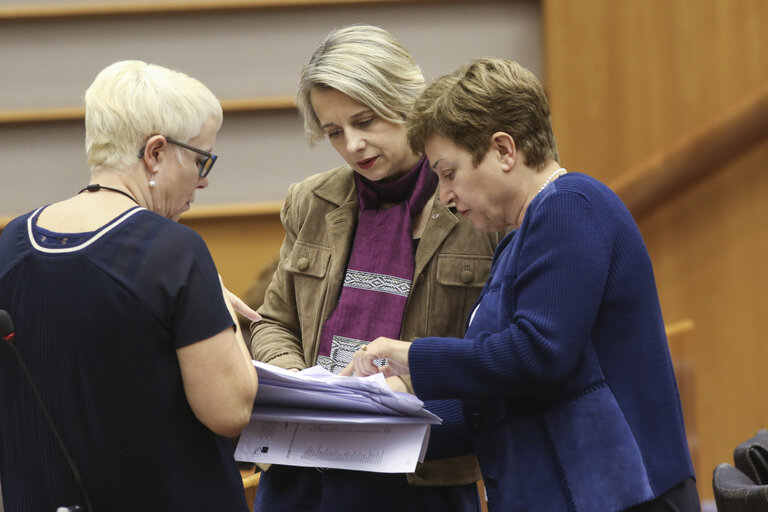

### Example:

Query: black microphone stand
xmin=0 ymin=310 xmax=94 ymax=512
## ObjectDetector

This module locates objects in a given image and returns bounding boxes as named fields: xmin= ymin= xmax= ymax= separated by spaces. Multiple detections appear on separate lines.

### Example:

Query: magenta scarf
xmin=317 ymin=157 xmax=437 ymax=374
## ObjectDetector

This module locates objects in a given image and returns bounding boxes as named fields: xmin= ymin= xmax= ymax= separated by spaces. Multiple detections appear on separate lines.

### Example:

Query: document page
xmin=234 ymin=361 xmax=439 ymax=473
xmin=235 ymin=419 xmax=431 ymax=473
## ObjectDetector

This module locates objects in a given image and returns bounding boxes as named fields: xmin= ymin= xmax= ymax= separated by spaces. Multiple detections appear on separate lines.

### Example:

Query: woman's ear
xmin=491 ymin=132 xmax=516 ymax=171
xmin=141 ymin=135 xmax=167 ymax=170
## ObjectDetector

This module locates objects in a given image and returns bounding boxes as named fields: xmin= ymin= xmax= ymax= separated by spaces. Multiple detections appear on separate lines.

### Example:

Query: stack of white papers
xmin=234 ymin=361 xmax=441 ymax=473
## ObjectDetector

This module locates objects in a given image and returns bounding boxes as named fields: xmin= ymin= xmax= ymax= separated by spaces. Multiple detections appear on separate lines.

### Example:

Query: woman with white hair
xmin=250 ymin=25 xmax=501 ymax=512
xmin=0 ymin=60 xmax=258 ymax=512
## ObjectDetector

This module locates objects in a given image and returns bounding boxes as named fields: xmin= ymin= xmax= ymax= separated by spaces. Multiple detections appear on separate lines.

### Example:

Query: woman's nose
xmin=439 ymin=185 xmax=454 ymax=205
xmin=346 ymin=130 xmax=366 ymax=153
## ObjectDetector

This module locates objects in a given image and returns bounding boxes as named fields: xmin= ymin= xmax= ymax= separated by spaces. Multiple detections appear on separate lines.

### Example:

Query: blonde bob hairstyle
xmin=84 ymin=60 xmax=223 ymax=173
xmin=296 ymin=24 xmax=425 ymax=147
xmin=408 ymin=57 xmax=558 ymax=169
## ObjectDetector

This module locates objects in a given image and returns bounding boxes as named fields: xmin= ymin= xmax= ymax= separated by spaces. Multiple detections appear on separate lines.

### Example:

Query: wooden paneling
xmin=0 ymin=97 xmax=296 ymax=125
xmin=0 ymin=0 xmax=541 ymax=218
xmin=666 ymin=320 xmax=700 ymax=496
xmin=180 ymin=205 xmax=285 ymax=300
xmin=544 ymin=0 xmax=768 ymax=501
xmin=0 ymin=0 xmax=474 ymax=21
xmin=240 ymin=466 xmax=260 ymax=510
xmin=610 ymin=82 xmax=768 ymax=218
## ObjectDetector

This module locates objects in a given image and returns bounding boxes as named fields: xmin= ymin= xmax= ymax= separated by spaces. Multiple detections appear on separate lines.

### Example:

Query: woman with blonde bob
xmin=345 ymin=57 xmax=699 ymax=511
xmin=0 ymin=60 xmax=258 ymax=511
xmin=250 ymin=25 xmax=500 ymax=512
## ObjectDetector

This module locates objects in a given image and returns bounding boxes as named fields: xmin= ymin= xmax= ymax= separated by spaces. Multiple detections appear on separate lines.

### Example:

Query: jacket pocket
xmin=285 ymin=241 xmax=331 ymax=278
xmin=286 ymin=242 xmax=331 ymax=326
xmin=435 ymin=255 xmax=492 ymax=287
xmin=427 ymin=255 xmax=493 ymax=336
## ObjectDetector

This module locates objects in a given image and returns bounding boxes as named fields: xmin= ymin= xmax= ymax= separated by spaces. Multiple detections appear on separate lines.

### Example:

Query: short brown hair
xmin=408 ymin=57 xmax=558 ymax=168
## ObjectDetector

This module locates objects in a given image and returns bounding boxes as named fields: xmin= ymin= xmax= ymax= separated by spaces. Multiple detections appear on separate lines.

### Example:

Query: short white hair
xmin=296 ymin=24 xmax=425 ymax=147
xmin=84 ymin=60 xmax=223 ymax=172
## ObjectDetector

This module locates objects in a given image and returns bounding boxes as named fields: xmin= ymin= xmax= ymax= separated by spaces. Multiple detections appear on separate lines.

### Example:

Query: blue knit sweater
xmin=410 ymin=173 xmax=694 ymax=511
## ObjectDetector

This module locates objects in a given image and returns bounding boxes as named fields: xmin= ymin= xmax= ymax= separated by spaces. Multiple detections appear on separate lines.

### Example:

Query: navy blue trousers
xmin=254 ymin=465 xmax=480 ymax=512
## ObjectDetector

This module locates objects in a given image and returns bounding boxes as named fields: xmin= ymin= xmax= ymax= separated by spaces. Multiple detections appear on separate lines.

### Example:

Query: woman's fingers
xmin=339 ymin=337 xmax=411 ymax=377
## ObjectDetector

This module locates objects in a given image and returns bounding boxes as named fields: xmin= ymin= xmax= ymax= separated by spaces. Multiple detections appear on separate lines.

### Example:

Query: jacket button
xmin=460 ymin=269 xmax=474 ymax=284
xmin=470 ymin=412 xmax=484 ymax=429
xmin=484 ymin=476 xmax=498 ymax=488
xmin=297 ymin=257 xmax=309 ymax=271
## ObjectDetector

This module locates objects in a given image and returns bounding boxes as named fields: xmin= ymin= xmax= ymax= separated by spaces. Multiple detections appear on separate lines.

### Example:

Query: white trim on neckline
xmin=27 ymin=207 xmax=146 ymax=254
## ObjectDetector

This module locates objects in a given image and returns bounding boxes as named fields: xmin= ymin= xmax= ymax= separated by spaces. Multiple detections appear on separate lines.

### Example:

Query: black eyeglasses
xmin=138 ymin=136 xmax=218 ymax=178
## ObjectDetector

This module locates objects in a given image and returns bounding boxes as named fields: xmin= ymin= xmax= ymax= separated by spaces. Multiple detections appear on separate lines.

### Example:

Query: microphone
xmin=0 ymin=309 xmax=94 ymax=512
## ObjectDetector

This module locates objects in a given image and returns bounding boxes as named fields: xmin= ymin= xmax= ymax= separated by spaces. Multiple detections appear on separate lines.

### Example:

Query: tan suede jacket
xmin=250 ymin=165 xmax=501 ymax=485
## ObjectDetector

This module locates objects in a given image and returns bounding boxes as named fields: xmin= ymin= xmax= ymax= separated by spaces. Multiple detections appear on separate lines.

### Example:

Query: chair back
xmin=712 ymin=463 xmax=768 ymax=511
xmin=734 ymin=429 xmax=768 ymax=485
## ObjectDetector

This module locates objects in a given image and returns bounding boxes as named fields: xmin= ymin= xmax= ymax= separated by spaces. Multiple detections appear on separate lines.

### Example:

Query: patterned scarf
xmin=317 ymin=156 xmax=437 ymax=374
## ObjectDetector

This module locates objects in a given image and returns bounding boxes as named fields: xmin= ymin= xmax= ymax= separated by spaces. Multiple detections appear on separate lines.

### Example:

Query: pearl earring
xmin=150 ymin=166 xmax=158 ymax=188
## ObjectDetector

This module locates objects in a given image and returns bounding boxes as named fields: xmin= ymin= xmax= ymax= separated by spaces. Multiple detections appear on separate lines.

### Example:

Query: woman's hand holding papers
xmin=340 ymin=337 xmax=412 ymax=378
